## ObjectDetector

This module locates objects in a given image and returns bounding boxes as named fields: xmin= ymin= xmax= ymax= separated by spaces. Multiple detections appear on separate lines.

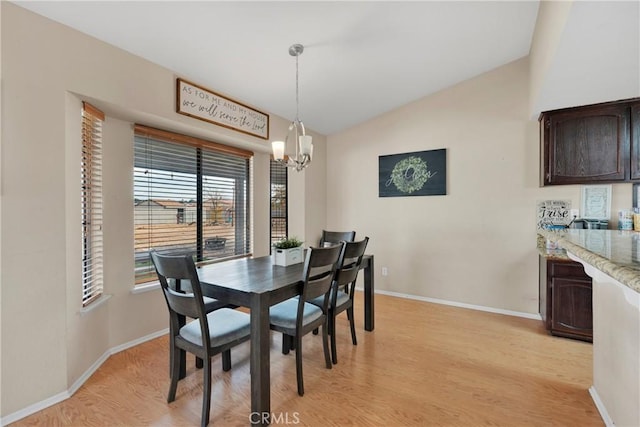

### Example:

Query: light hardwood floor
xmin=10 ymin=293 xmax=602 ymax=426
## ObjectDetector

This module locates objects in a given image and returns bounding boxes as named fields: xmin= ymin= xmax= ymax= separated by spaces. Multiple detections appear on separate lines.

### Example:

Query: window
xmin=81 ymin=102 xmax=105 ymax=306
xmin=270 ymin=159 xmax=287 ymax=250
xmin=134 ymin=125 xmax=253 ymax=284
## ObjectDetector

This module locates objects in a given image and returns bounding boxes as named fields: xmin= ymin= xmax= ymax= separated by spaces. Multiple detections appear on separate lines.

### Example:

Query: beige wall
xmin=326 ymin=56 xmax=635 ymax=314
xmin=0 ymin=2 xmax=326 ymax=417
xmin=327 ymin=58 xmax=541 ymax=312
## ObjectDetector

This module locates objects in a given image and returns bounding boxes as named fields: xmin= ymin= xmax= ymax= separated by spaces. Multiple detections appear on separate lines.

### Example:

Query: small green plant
xmin=273 ymin=236 xmax=303 ymax=249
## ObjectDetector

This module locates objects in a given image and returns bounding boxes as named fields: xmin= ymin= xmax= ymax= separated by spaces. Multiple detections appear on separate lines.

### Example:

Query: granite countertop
xmin=536 ymin=235 xmax=570 ymax=260
xmin=538 ymin=229 xmax=640 ymax=293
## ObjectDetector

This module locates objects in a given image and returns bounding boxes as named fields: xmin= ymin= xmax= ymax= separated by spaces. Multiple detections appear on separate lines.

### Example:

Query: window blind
xmin=270 ymin=159 xmax=288 ymax=250
xmin=134 ymin=125 xmax=253 ymax=284
xmin=81 ymin=102 xmax=105 ymax=306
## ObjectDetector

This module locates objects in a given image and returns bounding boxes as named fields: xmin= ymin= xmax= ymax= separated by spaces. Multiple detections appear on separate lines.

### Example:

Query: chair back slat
xmin=163 ymin=286 xmax=202 ymax=319
xmin=335 ymin=237 xmax=369 ymax=290
xmin=319 ymin=230 xmax=355 ymax=247
xmin=299 ymin=244 xmax=343 ymax=308
xmin=150 ymin=250 xmax=208 ymax=325
xmin=335 ymin=264 xmax=360 ymax=287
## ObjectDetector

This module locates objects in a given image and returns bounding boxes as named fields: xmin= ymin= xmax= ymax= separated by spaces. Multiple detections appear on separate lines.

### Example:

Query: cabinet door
xmin=539 ymin=256 xmax=551 ymax=329
xmin=630 ymin=103 xmax=640 ymax=180
xmin=541 ymin=104 xmax=630 ymax=185
xmin=551 ymin=277 xmax=593 ymax=340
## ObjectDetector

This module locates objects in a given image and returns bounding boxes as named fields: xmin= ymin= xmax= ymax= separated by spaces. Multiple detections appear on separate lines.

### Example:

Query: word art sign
xmin=176 ymin=78 xmax=269 ymax=139
xmin=537 ymin=200 xmax=571 ymax=229
xmin=379 ymin=149 xmax=446 ymax=197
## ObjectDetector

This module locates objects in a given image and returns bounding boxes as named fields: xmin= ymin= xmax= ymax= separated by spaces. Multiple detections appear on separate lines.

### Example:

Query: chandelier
xmin=272 ymin=43 xmax=313 ymax=172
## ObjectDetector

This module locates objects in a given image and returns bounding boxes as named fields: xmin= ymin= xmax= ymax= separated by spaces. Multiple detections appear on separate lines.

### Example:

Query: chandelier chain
xmin=295 ymin=53 xmax=300 ymax=122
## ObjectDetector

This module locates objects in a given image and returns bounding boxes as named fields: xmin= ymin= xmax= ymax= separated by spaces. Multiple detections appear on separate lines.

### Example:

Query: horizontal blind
xmin=270 ymin=159 xmax=287 ymax=250
xmin=134 ymin=126 xmax=252 ymax=283
xmin=81 ymin=102 xmax=104 ymax=306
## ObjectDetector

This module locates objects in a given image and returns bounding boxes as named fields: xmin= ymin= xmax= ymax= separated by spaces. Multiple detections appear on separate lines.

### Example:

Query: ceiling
xmin=13 ymin=1 xmax=540 ymax=136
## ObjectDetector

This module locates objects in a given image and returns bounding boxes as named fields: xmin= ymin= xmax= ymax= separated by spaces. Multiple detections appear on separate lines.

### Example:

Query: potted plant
xmin=273 ymin=236 xmax=304 ymax=266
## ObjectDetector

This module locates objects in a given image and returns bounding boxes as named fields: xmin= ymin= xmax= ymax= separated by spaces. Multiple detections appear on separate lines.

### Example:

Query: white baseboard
xmin=360 ymin=287 xmax=542 ymax=320
xmin=0 ymin=390 xmax=71 ymax=427
xmin=1 ymin=328 xmax=168 ymax=426
xmin=589 ymin=386 xmax=615 ymax=426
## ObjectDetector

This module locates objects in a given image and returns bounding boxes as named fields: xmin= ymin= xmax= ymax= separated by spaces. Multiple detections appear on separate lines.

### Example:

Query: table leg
xmin=364 ymin=255 xmax=375 ymax=331
xmin=249 ymin=294 xmax=271 ymax=426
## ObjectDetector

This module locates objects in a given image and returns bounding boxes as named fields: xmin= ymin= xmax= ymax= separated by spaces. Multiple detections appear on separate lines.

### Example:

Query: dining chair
xmin=269 ymin=243 xmax=343 ymax=396
xmin=318 ymin=229 xmax=356 ymax=247
xmin=309 ymin=237 xmax=369 ymax=364
xmin=150 ymin=250 xmax=251 ymax=427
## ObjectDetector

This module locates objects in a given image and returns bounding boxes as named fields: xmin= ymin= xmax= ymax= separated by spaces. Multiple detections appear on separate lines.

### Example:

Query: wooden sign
xmin=537 ymin=200 xmax=571 ymax=229
xmin=176 ymin=78 xmax=269 ymax=139
xmin=379 ymin=149 xmax=446 ymax=197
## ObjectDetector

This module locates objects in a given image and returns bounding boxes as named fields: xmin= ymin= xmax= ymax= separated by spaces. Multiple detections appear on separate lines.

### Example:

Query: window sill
xmin=131 ymin=281 xmax=160 ymax=294
xmin=80 ymin=294 xmax=112 ymax=316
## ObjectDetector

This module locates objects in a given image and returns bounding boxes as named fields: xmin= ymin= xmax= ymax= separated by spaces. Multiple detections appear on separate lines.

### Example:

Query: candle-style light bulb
xmin=272 ymin=141 xmax=285 ymax=161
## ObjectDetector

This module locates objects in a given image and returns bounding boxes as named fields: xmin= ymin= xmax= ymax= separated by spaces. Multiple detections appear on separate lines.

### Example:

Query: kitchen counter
xmin=536 ymin=234 xmax=570 ymax=260
xmin=538 ymin=228 xmax=640 ymax=293
xmin=538 ymin=228 xmax=640 ymax=426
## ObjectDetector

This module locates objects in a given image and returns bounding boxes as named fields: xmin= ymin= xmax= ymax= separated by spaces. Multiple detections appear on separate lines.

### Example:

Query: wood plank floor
xmin=10 ymin=293 xmax=603 ymax=426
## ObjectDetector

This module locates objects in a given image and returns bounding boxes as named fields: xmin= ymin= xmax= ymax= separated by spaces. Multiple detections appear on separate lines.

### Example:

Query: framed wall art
xmin=581 ymin=184 xmax=612 ymax=220
xmin=378 ymin=149 xmax=446 ymax=197
xmin=176 ymin=78 xmax=269 ymax=139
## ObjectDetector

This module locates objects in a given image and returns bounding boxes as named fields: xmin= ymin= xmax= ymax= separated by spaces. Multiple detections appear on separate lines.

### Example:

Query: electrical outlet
xmin=570 ymin=209 xmax=579 ymax=218
xmin=381 ymin=267 xmax=388 ymax=276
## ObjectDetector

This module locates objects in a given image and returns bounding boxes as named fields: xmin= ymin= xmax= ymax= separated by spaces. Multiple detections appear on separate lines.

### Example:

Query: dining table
xmin=193 ymin=253 xmax=375 ymax=425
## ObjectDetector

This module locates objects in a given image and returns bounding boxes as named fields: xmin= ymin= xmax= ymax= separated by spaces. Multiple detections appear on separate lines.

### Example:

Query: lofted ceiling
xmin=13 ymin=1 xmax=540 ymax=136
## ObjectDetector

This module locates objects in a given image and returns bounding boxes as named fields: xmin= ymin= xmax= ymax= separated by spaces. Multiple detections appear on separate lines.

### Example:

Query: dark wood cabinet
xmin=539 ymin=256 xmax=593 ymax=342
xmin=631 ymin=104 xmax=640 ymax=180
xmin=540 ymin=97 xmax=640 ymax=186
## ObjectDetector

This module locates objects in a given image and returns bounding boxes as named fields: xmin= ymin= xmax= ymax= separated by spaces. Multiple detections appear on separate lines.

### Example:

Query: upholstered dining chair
xmin=269 ymin=244 xmax=343 ymax=396
xmin=309 ymin=237 xmax=369 ymax=364
xmin=150 ymin=250 xmax=251 ymax=427
xmin=318 ymin=230 xmax=356 ymax=247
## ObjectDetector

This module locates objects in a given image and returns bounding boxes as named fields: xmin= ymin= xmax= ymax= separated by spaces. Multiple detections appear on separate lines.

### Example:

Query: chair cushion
xmin=270 ymin=298 xmax=322 ymax=330
xmin=308 ymin=289 xmax=350 ymax=309
xmin=180 ymin=308 xmax=250 ymax=348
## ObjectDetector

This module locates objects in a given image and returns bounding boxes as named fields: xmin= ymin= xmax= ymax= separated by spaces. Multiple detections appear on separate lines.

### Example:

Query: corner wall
xmin=528 ymin=0 xmax=573 ymax=118
xmin=327 ymin=53 xmax=635 ymax=315
xmin=325 ymin=0 xmax=639 ymax=317
xmin=531 ymin=0 xmax=640 ymax=115
xmin=0 ymin=2 xmax=326 ymax=417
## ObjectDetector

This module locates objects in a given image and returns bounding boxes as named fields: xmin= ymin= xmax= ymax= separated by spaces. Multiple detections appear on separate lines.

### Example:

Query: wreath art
xmin=390 ymin=156 xmax=430 ymax=193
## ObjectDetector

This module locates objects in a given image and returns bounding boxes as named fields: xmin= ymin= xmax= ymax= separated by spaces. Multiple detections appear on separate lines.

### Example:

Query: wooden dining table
xmin=194 ymin=254 xmax=374 ymax=425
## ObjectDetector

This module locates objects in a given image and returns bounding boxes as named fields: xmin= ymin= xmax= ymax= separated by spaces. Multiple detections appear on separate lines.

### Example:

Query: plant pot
xmin=273 ymin=246 xmax=303 ymax=266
